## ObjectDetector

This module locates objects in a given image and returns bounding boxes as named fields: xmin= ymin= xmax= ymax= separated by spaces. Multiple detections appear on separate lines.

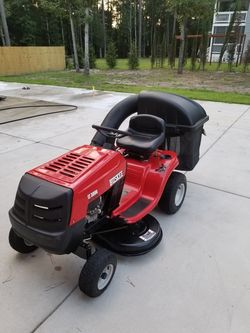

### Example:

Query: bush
xmin=128 ymin=43 xmax=139 ymax=70
xmin=66 ymin=56 xmax=74 ymax=70
xmin=106 ymin=41 xmax=117 ymax=69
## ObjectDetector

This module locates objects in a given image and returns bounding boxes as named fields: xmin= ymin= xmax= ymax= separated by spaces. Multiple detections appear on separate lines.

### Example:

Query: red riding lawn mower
xmin=9 ymin=92 xmax=208 ymax=297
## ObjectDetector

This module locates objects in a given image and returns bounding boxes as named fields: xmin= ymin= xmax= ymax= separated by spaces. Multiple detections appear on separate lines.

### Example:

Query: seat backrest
xmin=117 ymin=114 xmax=166 ymax=158
xmin=129 ymin=114 xmax=165 ymax=135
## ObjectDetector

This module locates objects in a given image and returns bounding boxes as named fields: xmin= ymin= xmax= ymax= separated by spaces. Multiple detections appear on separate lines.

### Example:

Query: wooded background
xmin=0 ymin=0 xmax=249 ymax=74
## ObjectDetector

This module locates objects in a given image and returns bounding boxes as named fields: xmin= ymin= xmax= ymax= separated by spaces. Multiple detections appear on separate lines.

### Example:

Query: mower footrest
xmin=121 ymin=197 xmax=151 ymax=219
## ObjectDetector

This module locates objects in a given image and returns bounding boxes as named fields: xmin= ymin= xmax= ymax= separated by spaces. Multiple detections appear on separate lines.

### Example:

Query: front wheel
xmin=158 ymin=172 xmax=187 ymax=214
xmin=79 ymin=249 xmax=117 ymax=297
xmin=9 ymin=228 xmax=38 ymax=253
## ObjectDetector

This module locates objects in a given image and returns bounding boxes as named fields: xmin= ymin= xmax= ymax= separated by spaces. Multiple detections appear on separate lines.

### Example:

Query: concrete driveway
xmin=0 ymin=82 xmax=250 ymax=333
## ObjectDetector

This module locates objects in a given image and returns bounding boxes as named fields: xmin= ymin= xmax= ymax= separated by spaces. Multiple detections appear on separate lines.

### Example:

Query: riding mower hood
xmin=9 ymin=91 xmax=208 ymax=297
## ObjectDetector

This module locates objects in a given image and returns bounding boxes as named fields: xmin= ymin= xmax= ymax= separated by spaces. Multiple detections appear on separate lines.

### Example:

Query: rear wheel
xmin=9 ymin=228 xmax=38 ymax=253
xmin=158 ymin=172 xmax=187 ymax=214
xmin=79 ymin=249 xmax=117 ymax=297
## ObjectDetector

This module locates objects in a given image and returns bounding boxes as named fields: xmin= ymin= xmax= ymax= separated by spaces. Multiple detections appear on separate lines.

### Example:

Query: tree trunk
xmin=69 ymin=9 xmax=80 ymax=72
xmin=178 ymin=18 xmax=186 ymax=74
xmin=166 ymin=13 xmax=170 ymax=58
xmin=84 ymin=7 xmax=90 ymax=76
xmin=0 ymin=24 xmax=6 ymax=45
xmin=200 ymin=20 xmax=209 ymax=71
xmin=138 ymin=0 xmax=142 ymax=57
xmin=46 ymin=17 xmax=51 ymax=46
xmin=160 ymin=33 xmax=166 ymax=68
xmin=129 ymin=1 xmax=132 ymax=46
xmin=169 ymin=8 xmax=177 ymax=68
xmin=191 ymin=23 xmax=199 ymax=71
xmin=151 ymin=25 xmax=156 ymax=68
xmin=142 ymin=11 xmax=146 ymax=57
xmin=101 ymin=0 xmax=106 ymax=58
xmin=60 ymin=16 xmax=65 ymax=45
xmin=79 ymin=24 xmax=84 ymax=65
xmin=134 ymin=0 xmax=137 ymax=49
xmin=0 ymin=0 xmax=10 ymax=46
xmin=218 ymin=3 xmax=238 ymax=69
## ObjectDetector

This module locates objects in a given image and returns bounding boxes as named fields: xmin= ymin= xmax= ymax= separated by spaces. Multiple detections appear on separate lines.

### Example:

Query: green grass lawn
xmin=96 ymin=58 xmax=246 ymax=72
xmin=0 ymin=59 xmax=249 ymax=105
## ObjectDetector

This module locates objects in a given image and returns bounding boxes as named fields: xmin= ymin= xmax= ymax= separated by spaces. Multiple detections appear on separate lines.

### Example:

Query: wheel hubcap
xmin=175 ymin=183 xmax=185 ymax=206
xmin=98 ymin=264 xmax=114 ymax=290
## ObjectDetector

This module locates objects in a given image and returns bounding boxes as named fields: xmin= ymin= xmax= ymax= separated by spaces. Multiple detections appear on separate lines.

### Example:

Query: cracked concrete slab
xmin=0 ymin=82 xmax=249 ymax=333
xmin=34 ymin=183 xmax=250 ymax=333
xmin=0 ymin=142 xmax=80 ymax=333
xmin=188 ymin=107 xmax=250 ymax=198
xmin=197 ymin=101 xmax=249 ymax=155
xmin=0 ymin=132 xmax=32 ymax=154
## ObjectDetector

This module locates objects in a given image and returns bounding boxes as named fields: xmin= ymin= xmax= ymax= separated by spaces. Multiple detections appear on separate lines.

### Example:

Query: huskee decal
xmin=109 ymin=171 xmax=124 ymax=187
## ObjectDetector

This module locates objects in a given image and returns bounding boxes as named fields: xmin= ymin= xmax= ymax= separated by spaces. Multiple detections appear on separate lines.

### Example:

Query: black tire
xmin=158 ymin=172 xmax=187 ymax=214
xmin=79 ymin=249 xmax=117 ymax=297
xmin=9 ymin=228 xmax=38 ymax=254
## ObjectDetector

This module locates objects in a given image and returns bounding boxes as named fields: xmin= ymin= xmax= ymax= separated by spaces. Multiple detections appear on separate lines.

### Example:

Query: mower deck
xmin=94 ymin=214 xmax=163 ymax=256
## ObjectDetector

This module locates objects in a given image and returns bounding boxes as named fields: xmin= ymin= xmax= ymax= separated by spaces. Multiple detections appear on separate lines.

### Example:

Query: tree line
xmin=0 ymin=0 xmax=249 ymax=74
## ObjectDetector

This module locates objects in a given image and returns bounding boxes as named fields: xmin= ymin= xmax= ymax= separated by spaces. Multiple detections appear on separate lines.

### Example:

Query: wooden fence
xmin=0 ymin=46 xmax=65 ymax=76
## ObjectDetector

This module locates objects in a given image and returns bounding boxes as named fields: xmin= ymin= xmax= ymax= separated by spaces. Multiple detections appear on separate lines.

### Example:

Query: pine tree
xmin=128 ymin=42 xmax=139 ymax=69
xmin=106 ymin=41 xmax=117 ymax=69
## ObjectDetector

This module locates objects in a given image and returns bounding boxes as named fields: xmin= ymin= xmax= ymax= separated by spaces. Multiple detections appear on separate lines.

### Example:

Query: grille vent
xmin=44 ymin=152 xmax=94 ymax=179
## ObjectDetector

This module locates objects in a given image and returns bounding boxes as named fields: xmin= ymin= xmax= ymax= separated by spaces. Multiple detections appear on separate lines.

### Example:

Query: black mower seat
xmin=116 ymin=114 xmax=165 ymax=156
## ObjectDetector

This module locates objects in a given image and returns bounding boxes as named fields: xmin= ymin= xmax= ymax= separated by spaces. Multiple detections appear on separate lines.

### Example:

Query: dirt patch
xmin=103 ymin=69 xmax=250 ymax=94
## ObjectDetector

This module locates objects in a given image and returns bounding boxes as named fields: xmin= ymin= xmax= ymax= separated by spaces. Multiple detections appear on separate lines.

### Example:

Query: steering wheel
xmin=92 ymin=124 xmax=130 ymax=139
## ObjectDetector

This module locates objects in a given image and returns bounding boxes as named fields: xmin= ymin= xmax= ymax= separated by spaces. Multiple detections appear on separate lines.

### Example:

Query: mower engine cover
xmin=9 ymin=145 xmax=126 ymax=254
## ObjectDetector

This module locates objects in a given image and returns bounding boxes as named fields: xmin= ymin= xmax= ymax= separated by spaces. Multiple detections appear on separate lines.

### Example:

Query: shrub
xmin=128 ymin=42 xmax=139 ymax=70
xmin=66 ymin=56 xmax=74 ymax=70
xmin=106 ymin=41 xmax=117 ymax=69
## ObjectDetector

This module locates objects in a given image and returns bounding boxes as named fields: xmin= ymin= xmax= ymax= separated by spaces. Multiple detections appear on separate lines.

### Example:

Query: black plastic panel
xmin=11 ymin=174 xmax=72 ymax=233
xmin=137 ymin=91 xmax=208 ymax=129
